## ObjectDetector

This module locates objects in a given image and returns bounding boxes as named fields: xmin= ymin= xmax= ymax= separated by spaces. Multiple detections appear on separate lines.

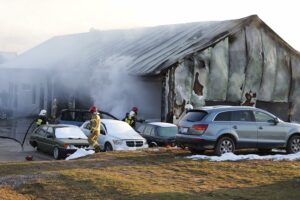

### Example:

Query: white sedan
xmin=80 ymin=119 xmax=148 ymax=151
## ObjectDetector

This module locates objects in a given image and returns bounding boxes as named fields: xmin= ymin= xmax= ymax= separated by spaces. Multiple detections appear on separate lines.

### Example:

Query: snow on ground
xmin=65 ymin=149 xmax=95 ymax=160
xmin=187 ymin=152 xmax=300 ymax=162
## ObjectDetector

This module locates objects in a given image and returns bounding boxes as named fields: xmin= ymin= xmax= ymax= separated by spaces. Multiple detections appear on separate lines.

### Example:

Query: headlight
xmin=144 ymin=140 xmax=148 ymax=145
xmin=66 ymin=144 xmax=78 ymax=149
xmin=112 ymin=139 xmax=123 ymax=145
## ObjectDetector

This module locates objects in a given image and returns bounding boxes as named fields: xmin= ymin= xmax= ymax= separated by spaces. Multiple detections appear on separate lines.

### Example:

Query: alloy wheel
xmin=291 ymin=137 xmax=300 ymax=153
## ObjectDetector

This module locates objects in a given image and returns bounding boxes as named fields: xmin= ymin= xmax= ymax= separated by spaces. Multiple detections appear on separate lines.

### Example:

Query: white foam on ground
xmin=65 ymin=149 xmax=95 ymax=160
xmin=187 ymin=152 xmax=300 ymax=162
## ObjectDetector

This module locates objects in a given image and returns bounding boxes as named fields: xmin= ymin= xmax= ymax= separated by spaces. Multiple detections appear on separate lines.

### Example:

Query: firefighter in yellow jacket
xmin=88 ymin=106 xmax=101 ymax=152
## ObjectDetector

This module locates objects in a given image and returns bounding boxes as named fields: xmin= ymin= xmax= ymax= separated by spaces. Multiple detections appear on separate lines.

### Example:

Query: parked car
xmin=80 ymin=119 xmax=148 ymax=151
xmin=56 ymin=109 xmax=118 ymax=126
xmin=29 ymin=124 xmax=91 ymax=159
xmin=176 ymin=106 xmax=300 ymax=155
xmin=137 ymin=122 xmax=178 ymax=147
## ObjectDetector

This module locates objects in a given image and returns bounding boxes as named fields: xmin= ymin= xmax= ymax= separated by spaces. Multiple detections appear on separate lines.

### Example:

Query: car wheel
xmin=215 ymin=136 xmax=235 ymax=156
xmin=104 ymin=143 xmax=113 ymax=152
xmin=286 ymin=135 xmax=300 ymax=154
xmin=53 ymin=147 xmax=64 ymax=160
xmin=189 ymin=148 xmax=205 ymax=154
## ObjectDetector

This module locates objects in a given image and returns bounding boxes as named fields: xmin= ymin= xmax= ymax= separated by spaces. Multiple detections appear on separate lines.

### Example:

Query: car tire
xmin=53 ymin=147 xmax=64 ymax=160
xmin=104 ymin=143 xmax=113 ymax=152
xmin=286 ymin=135 xmax=300 ymax=154
xmin=215 ymin=136 xmax=235 ymax=156
xmin=189 ymin=148 xmax=205 ymax=154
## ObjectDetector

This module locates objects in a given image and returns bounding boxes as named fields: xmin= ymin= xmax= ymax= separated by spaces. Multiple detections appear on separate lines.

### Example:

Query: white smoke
xmin=90 ymin=55 xmax=161 ymax=120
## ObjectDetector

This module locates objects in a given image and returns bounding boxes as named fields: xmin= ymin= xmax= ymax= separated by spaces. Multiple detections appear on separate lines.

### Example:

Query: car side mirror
xmin=274 ymin=118 xmax=279 ymax=125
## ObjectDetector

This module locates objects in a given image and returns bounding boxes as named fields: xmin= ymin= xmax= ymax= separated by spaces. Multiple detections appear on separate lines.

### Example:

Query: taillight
xmin=63 ymin=144 xmax=69 ymax=149
xmin=192 ymin=124 xmax=208 ymax=131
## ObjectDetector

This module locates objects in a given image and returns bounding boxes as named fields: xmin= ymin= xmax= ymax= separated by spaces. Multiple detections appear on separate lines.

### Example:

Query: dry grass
xmin=0 ymin=149 xmax=300 ymax=200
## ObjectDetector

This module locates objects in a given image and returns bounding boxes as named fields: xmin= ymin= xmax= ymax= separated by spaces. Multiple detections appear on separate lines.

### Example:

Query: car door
xmin=37 ymin=126 xmax=49 ymax=151
xmin=44 ymin=127 xmax=56 ymax=153
xmin=98 ymin=123 xmax=107 ymax=150
xmin=143 ymin=125 xmax=153 ymax=143
xmin=230 ymin=110 xmax=257 ymax=148
xmin=33 ymin=127 xmax=46 ymax=150
xmin=81 ymin=121 xmax=91 ymax=137
xmin=254 ymin=111 xmax=287 ymax=148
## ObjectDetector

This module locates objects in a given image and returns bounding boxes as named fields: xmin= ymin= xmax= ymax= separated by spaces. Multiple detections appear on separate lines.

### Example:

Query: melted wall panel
xmin=207 ymin=38 xmax=229 ymax=100
xmin=227 ymin=30 xmax=247 ymax=102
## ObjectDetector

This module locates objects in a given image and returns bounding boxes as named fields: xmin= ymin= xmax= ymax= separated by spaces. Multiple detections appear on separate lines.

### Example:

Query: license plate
xmin=180 ymin=127 xmax=188 ymax=133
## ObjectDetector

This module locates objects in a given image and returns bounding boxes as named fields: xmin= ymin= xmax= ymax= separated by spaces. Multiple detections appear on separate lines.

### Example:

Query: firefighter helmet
xmin=89 ymin=106 xmax=97 ymax=113
xmin=131 ymin=106 xmax=138 ymax=113
xmin=39 ymin=109 xmax=47 ymax=116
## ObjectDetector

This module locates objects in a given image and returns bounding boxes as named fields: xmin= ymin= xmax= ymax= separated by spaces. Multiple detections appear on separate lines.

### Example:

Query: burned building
xmin=1 ymin=15 xmax=300 ymax=122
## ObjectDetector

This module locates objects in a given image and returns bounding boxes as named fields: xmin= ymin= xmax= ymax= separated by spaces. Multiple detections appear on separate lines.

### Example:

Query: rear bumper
xmin=176 ymin=135 xmax=215 ymax=150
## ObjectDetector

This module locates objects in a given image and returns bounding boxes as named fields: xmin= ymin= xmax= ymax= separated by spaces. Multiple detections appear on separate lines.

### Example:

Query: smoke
xmin=90 ymin=55 xmax=161 ymax=120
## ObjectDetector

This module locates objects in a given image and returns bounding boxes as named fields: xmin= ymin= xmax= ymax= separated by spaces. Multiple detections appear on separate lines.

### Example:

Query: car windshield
xmin=55 ymin=127 xmax=88 ymax=139
xmin=105 ymin=121 xmax=133 ymax=133
xmin=157 ymin=127 xmax=178 ymax=137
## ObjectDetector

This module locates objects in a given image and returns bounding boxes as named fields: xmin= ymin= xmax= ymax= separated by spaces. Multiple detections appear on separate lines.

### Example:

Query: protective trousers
xmin=88 ymin=130 xmax=100 ymax=149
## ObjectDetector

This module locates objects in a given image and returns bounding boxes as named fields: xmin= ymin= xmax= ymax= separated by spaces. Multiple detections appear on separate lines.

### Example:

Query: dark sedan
xmin=137 ymin=122 xmax=178 ymax=147
xmin=29 ymin=124 xmax=91 ymax=159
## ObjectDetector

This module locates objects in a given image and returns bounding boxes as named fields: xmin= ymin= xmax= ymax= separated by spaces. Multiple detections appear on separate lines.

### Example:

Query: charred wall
xmin=163 ymin=22 xmax=300 ymax=122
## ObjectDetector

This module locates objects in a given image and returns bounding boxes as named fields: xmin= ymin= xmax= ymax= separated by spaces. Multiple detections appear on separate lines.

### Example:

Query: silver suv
xmin=176 ymin=106 xmax=300 ymax=155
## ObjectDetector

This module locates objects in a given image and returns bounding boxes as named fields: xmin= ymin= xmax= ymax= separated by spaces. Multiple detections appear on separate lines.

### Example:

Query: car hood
xmin=109 ymin=129 xmax=145 ymax=140
xmin=56 ymin=138 xmax=89 ymax=145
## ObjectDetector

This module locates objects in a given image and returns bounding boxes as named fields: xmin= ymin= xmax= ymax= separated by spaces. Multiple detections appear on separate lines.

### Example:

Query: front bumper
xmin=176 ymin=135 xmax=215 ymax=150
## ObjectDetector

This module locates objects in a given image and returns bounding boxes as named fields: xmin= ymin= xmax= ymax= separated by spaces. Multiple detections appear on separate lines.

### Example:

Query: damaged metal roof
xmin=1 ymin=15 xmax=299 ymax=75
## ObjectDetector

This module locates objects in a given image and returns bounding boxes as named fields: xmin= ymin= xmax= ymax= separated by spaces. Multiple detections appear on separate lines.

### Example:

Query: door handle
xmin=233 ymin=125 xmax=237 ymax=129
xmin=259 ymin=126 xmax=263 ymax=130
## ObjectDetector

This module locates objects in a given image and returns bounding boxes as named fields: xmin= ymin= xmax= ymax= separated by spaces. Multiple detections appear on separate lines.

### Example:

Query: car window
xmin=41 ymin=126 xmax=48 ymax=131
xmin=100 ymin=124 xmax=106 ymax=135
xmin=214 ymin=111 xmax=231 ymax=121
xmin=157 ymin=127 xmax=177 ymax=137
xmin=84 ymin=122 xmax=91 ymax=130
xmin=35 ymin=128 xmax=46 ymax=136
xmin=137 ymin=125 xmax=145 ymax=133
xmin=181 ymin=111 xmax=207 ymax=122
xmin=47 ymin=127 xmax=54 ymax=134
xmin=150 ymin=128 xmax=156 ymax=136
xmin=144 ymin=126 xmax=153 ymax=136
xmin=254 ymin=111 xmax=274 ymax=123
xmin=231 ymin=111 xmax=254 ymax=122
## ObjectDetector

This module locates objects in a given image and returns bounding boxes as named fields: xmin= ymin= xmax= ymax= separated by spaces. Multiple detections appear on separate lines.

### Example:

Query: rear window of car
xmin=157 ymin=127 xmax=177 ymax=137
xmin=181 ymin=111 xmax=207 ymax=122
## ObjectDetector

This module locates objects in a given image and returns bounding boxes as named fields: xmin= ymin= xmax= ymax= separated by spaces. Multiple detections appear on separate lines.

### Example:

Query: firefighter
xmin=88 ymin=106 xmax=101 ymax=152
xmin=36 ymin=109 xmax=48 ymax=126
xmin=124 ymin=107 xmax=138 ymax=127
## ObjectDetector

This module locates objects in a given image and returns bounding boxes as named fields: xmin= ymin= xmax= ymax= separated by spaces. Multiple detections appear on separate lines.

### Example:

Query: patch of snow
xmin=187 ymin=152 xmax=300 ymax=162
xmin=55 ymin=127 xmax=87 ymax=139
xmin=65 ymin=149 xmax=94 ymax=160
